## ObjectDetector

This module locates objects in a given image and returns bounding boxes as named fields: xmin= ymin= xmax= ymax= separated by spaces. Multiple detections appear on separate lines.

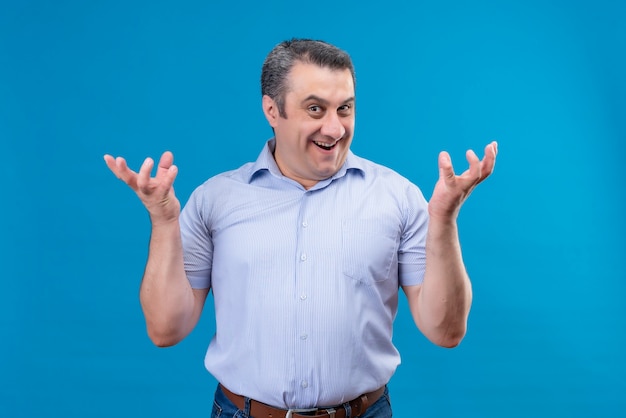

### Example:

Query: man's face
xmin=263 ymin=62 xmax=355 ymax=189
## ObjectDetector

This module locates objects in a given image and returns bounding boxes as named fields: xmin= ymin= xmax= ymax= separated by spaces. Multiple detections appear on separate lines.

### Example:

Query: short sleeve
xmin=397 ymin=183 xmax=429 ymax=286
xmin=180 ymin=185 xmax=213 ymax=289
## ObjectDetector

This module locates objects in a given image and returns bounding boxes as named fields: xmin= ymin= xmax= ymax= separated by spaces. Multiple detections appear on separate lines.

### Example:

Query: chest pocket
xmin=341 ymin=219 xmax=399 ymax=285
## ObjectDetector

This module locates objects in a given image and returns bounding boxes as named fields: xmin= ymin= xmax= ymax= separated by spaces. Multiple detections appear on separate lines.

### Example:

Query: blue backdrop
xmin=2 ymin=0 xmax=625 ymax=417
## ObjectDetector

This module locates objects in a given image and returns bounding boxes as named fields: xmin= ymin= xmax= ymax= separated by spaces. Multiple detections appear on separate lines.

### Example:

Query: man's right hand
xmin=104 ymin=151 xmax=180 ymax=225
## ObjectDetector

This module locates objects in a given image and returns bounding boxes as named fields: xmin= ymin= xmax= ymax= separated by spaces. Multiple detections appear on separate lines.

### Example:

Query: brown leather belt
xmin=219 ymin=384 xmax=386 ymax=418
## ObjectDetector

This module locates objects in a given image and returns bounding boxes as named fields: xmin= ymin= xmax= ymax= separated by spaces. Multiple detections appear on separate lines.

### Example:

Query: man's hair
xmin=261 ymin=38 xmax=355 ymax=118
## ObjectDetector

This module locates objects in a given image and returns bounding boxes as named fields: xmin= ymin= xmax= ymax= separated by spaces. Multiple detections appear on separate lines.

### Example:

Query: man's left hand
xmin=428 ymin=141 xmax=498 ymax=222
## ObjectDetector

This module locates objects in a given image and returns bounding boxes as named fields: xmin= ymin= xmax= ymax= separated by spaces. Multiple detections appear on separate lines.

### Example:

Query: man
xmin=104 ymin=39 xmax=497 ymax=418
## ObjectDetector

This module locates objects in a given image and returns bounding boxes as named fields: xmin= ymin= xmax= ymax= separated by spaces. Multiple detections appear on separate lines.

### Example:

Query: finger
xmin=478 ymin=141 xmax=498 ymax=182
xmin=484 ymin=141 xmax=497 ymax=163
xmin=466 ymin=149 xmax=481 ymax=184
xmin=438 ymin=151 xmax=456 ymax=187
xmin=115 ymin=156 xmax=139 ymax=190
xmin=153 ymin=151 xmax=178 ymax=190
xmin=490 ymin=141 xmax=498 ymax=157
xmin=104 ymin=155 xmax=138 ymax=187
xmin=136 ymin=157 xmax=154 ymax=192
xmin=155 ymin=151 xmax=174 ymax=179
xmin=162 ymin=164 xmax=179 ymax=191
xmin=103 ymin=154 xmax=118 ymax=175
xmin=157 ymin=151 xmax=174 ymax=171
xmin=104 ymin=154 xmax=126 ymax=178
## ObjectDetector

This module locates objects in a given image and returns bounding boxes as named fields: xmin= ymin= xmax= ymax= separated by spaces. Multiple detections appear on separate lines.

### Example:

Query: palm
xmin=103 ymin=151 xmax=181 ymax=224
xmin=428 ymin=142 xmax=498 ymax=221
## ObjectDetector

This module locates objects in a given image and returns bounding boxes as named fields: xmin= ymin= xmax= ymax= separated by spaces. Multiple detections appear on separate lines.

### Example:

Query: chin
xmin=315 ymin=165 xmax=342 ymax=179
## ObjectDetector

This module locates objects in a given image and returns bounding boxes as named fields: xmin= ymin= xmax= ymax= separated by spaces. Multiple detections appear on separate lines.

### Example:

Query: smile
xmin=313 ymin=139 xmax=339 ymax=151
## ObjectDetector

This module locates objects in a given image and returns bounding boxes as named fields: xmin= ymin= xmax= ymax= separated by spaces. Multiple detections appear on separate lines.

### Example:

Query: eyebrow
xmin=301 ymin=95 xmax=355 ymax=106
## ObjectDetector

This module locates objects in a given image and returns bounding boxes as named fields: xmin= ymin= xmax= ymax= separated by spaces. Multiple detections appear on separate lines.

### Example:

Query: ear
xmin=262 ymin=95 xmax=279 ymax=128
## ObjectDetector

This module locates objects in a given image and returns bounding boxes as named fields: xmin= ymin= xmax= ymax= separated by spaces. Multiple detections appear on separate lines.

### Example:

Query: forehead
xmin=286 ymin=62 xmax=355 ymax=100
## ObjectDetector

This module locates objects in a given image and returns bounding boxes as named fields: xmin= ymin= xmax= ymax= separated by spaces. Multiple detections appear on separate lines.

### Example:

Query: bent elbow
xmin=437 ymin=335 xmax=464 ymax=348
xmin=151 ymin=337 xmax=178 ymax=348
xmin=146 ymin=327 xmax=183 ymax=348
xmin=429 ymin=326 xmax=467 ymax=348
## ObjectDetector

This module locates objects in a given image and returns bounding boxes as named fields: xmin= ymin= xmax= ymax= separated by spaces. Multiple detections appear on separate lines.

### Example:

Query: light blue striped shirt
xmin=180 ymin=139 xmax=429 ymax=409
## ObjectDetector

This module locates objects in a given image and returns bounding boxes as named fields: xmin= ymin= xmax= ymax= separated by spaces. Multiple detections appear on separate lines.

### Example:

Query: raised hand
xmin=428 ymin=141 xmax=498 ymax=222
xmin=103 ymin=151 xmax=181 ymax=225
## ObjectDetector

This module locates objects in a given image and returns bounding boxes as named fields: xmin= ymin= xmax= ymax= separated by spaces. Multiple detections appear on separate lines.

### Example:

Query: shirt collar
xmin=248 ymin=139 xmax=366 ymax=185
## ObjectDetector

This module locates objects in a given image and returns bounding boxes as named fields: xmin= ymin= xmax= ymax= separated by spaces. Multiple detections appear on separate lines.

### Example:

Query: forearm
xmin=415 ymin=218 xmax=472 ymax=347
xmin=140 ymin=219 xmax=196 ymax=347
xmin=406 ymin=142 xmax=496 ymax=347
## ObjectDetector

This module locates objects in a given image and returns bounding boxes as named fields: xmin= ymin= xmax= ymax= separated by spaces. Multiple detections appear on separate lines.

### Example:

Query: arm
xmin=403 ymin=142 xmax=498 ymax=348
xmin=104 ymin=151 xmax=208 ymax=347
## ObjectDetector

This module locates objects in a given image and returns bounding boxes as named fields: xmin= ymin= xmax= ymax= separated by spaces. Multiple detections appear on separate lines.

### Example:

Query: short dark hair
xmin=261 ymin=38 xmax=355 ymax=118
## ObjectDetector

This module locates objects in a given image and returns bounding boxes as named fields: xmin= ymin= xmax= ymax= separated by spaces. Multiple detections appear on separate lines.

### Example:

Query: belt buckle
xmin=285 ymin=407 xmax=323 ymax=418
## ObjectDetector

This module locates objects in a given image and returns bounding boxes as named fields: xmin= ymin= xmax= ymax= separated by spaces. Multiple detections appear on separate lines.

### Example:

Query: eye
xmin=307 ymin=105 xmax=325 ymax=118
xmin=338 ymin=104 xmax=353 ymax=115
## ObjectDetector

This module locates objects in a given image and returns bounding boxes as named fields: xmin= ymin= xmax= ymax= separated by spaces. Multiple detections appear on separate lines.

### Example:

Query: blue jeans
xmin=210 ymin=385 xmax=392 ymax=418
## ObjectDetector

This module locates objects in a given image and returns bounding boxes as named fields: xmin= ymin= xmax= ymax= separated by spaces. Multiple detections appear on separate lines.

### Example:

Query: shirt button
xmin=300 ymin=294 xmax=307 ymax=301
xmin=302 ymin=221 xmax=308 ymax=228
xmin=301 ymin=380 xmax=308 ymax=388
xmin=300 ymin=253 xmax=307 ymax=261
xmin=300 ymin=333 xmax=308 ymax=340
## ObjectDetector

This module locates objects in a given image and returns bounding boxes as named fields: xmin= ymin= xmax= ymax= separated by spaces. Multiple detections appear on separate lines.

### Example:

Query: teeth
xmin=314 ymin=140 xmax=336 ymax=148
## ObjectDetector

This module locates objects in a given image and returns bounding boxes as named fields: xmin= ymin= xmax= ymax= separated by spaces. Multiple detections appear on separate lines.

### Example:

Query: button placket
xmin=295 ymin=194 xmax=313 ymax=394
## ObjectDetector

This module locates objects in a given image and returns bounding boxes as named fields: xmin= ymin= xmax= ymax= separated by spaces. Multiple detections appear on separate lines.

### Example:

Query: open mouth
xmin=313 ymin=140 xmax=339 ymax=151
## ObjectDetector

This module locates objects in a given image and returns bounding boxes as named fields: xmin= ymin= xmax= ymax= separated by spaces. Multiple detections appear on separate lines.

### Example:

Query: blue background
xmin=2 ymin=0 xmax=625 ymax=417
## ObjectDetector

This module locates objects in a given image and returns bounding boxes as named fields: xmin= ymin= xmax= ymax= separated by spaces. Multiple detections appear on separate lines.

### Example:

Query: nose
xmin=320 ymin=112 xmax=346 ymax=141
